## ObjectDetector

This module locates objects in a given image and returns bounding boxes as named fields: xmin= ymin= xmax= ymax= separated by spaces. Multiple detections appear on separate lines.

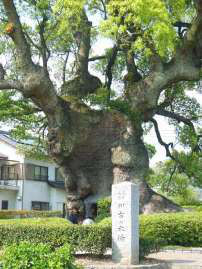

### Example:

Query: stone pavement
xmin=149 ymin=249 xmax=202 ymax=268
xmin=80 ymin=249 xmax=202 ymax=269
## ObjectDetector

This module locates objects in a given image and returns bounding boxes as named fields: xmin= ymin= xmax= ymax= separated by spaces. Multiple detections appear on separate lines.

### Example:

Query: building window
xmin=2 ymin=200 xmax=8 ymax=210
xmin=31 ymin=201 xmax=49 ymax=211
xmin=34 ymin=166 xmax=48 ymax=181
xmin=55 ymin=168 xmax=64 ymax=181
xmin=1 ymin=165 xmax=18 ymax=180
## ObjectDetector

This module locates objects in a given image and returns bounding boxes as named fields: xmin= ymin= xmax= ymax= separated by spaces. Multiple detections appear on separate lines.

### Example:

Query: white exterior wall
xmin=23 ymin=180 xmax=51 ymax=210
xmin=0 ymin=189 xmax=17 ymax=209
xmin=22 ymin=181 xmax=66 ymax=210
xmin=50 ymin=188 xmax=66 ymax=210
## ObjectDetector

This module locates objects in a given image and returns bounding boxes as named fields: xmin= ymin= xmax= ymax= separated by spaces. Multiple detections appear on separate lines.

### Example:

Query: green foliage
xmin=140 ymin=212 xmax=202 ymax=247
xmin=100 ymin=0 xmax=187 ymax=57
xmin=0 ymin=217 xmax=162 ymax=260
xmin=95 ymin=197 xmax=111 ymax=222
xmin=147 ymin=159 xmax=202 ymax=204
xmin=2 ymin=212 xmax=202 ymax=261
xmin=0 ymin=90 xmax=46 ymax=141
xmin=174 ymin=151 xmax=202 ymax=186
xmin=99 ymin=211 xmax=202 ymax=247
xmin=139 ymin=237 xmax=164 ymax=260
xmin=0 ymin=210 xmax=62 ymax=219
xmin=16 ymin=144 xmax=50 ymax=161
xmin=145 ymin=143 xmax=156 ymax=159
xmin=0 ymin=220 xmax=111 ymax=255
xmin=182 ymin=205 xmax=202 ymax=211
xmin=0 ymin=242 xmax=80 ymax=269
xmin=171 ymin=188 xmax=200 ymax=206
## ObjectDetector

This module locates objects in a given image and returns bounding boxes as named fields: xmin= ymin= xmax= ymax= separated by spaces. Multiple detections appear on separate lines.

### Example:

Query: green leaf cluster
xmin=1 ymin=241 xmax=80 ymax=269
xmin=99 ymin=211 xmax=202 ymax=247
xmin=100 ymin=0 xmax=186 ymax=57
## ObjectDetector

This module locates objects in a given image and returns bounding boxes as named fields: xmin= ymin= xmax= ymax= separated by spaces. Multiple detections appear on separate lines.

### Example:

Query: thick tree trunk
xmin=48 ymin=106 xmax=181 ymax=216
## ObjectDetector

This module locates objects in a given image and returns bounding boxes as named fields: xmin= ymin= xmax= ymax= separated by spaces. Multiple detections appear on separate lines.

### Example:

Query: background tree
xmin=148 ymin=158 xmax=202 ymax=205
xmin=0 ymin=0 xmax=201 ymax=215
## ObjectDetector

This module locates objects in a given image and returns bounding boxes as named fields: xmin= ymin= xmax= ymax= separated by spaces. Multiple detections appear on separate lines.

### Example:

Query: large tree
xmin=0 ymin=0 xmax=201 ymax=215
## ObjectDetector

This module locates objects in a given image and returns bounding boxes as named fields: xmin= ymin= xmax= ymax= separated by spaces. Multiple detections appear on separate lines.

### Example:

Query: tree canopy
xmin=0 ymin=0 xmax=201 ymax=213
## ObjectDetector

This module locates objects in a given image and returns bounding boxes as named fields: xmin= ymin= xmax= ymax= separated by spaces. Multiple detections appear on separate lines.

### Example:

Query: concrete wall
xmin=0 ymin=189 xmax=17 ymax=209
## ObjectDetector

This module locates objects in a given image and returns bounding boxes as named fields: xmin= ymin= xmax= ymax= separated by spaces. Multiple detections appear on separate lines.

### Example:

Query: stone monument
xmin=112 ymin=181 xmax=139 ymax=265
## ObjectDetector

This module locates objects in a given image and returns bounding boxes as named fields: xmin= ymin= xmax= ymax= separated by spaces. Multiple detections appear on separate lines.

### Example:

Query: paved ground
xmin=77 ymin=249 xmax=202 ymax=269
xmin=149 ymin=249 xmax=202 ymax=268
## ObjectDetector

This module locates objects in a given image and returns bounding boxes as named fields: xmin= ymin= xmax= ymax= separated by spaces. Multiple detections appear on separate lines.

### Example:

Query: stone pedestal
xmin=112 ymin=181 xmax=139 ymax=265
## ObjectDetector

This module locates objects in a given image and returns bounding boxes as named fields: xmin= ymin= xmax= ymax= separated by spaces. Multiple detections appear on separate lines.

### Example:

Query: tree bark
xmin=47 ymin=105 xmax=181 ymax=215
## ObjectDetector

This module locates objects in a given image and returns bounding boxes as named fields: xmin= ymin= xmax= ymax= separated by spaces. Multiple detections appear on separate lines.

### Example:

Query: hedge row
xmin=0 ymin=221 xmax=111 ymax=255
xmin=1 ymin=212 xmax=202 ymax=258
xmin=99 ymin=212 xmax=202 ymax=247
xmin=0 ymin=210 xmax=62 ymax=219
xmin=140 ymin=212 xmax=202 ymax=247
xmin=0 ymin=218 xmax=162 ymax=258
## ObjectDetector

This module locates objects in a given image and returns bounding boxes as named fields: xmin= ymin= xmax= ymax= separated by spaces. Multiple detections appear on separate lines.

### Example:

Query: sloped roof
xmin=0 ymin=152 xmax=8 ymax=159
xmin=0 ymin=130 xmax=33 ymax=147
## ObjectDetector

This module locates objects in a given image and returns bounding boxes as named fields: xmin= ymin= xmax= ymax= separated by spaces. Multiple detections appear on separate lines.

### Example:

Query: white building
xmin=0 ymin=131 xmax=66 ymax=211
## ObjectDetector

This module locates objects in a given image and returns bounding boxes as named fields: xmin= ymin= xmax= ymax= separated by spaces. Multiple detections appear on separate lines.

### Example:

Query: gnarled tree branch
xmin=150 ymin=118 xmax=175 ymax=160
xmin=156 ymin=109 xmax=196 ymax=130
xmin=2 ymin=0 xmax=34 ymax=71
xmin=156 ymin=109 xmax=201 ymax=152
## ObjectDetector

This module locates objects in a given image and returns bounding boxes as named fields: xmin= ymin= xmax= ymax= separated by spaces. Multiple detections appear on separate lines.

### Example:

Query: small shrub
xmin=0 ymin=242 xmax=81 ymax=269
xmin=96 ymin=197 xmax=111 ymax=222
xmin=48 ymin=244 xmax=81 ymax=269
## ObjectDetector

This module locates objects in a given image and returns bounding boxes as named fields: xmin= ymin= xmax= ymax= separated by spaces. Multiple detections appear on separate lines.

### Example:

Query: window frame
xmin=34 ymin=165 xmax=48 ymax=181
xmin=2 ymin=200 xmax=8 ymax=210
xmin=31 ymin=201 xmax=49 ymax=211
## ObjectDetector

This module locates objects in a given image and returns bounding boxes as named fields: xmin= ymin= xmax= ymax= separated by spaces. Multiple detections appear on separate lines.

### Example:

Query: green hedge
xmin=1 ymin=212 xmax=202 ymax=259
xmin=0 ymin=221 xmax=111 ymax=255
xmin=140 ymin=212 xmax=202 ymax=247
xmin=99 ymin=212 xmax=202 ymax=247
xmin=0 ymin=218 xmax=162 ymax=258
xmin=0 ymin=210 xmax=62 ymax=219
